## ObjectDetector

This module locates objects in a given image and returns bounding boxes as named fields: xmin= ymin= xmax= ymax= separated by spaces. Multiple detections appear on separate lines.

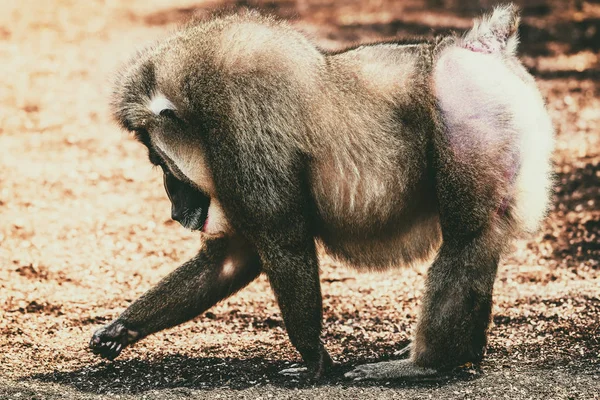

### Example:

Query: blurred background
xmin=0 ymin=0 xmax=598 ymax=398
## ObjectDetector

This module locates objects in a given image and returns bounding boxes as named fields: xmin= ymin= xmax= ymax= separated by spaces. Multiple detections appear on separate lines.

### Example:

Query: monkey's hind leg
xmin=346 ymin=228 xmax=506 ymax=380
xmin=347 ymin=4 xmax=540 ymax=381
xmin=90 ymin=236 xmax=260 ymax=360
xmin=347 ymin=202 xmax=510 ymax=381
xmin=347 ymin=70 xmax=517 ymax=381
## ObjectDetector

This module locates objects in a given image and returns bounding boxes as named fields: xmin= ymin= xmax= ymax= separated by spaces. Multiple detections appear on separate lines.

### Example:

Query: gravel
xmin=0 ymin=1 xmax=598 ymax=399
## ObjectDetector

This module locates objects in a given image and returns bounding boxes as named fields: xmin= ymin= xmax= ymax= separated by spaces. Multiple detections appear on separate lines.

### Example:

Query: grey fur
xmin=91 ymin=4 xmax=554 ymax=381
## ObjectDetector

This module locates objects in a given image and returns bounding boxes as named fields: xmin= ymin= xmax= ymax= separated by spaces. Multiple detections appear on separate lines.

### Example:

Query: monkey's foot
xmin=278 ymin=364 xmax=307 ymax=377
xmin=279 ymin=350 xmax=334 ymax=381
xmin=278 ymin=364 xmax=332 ymax=381
xmin=345 ymin=360 xmax=438 ymax=381
xmin=393 ymin=342 xmax=412 ymax=358
xmin=90 ymin=321 xmax=138 ymax=360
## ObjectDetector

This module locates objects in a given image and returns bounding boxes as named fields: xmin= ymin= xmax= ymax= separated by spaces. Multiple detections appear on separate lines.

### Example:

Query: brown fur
xmin=92 ymin=5 xmax=553 ymax=381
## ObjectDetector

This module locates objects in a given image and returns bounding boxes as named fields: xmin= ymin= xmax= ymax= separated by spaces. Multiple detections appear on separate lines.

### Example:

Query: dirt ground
xmin=0 ymin=0 xmax=599 ymax=399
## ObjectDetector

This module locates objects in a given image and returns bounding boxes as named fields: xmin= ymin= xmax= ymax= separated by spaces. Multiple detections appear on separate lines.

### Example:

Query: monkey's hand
xmin=90 ymin=320 xmax=138 ymax=360
xmin=345 ymin=359 xmax=439 ymax=381
xmin=279 ymin=347 xmax=335 ymax=381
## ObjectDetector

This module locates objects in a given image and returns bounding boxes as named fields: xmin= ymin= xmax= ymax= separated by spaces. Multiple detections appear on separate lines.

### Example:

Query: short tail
xmin=460 ymin=3 xmax=520 ymax=56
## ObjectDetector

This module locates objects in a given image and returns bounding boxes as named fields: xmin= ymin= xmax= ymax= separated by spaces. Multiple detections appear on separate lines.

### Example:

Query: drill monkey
xmin=91 ymin=4 xmax=554 ymax=380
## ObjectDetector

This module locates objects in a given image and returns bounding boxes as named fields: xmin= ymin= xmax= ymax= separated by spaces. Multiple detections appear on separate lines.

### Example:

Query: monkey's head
xmin=111 ymin=56 xmax=216 ymax=232
xmin=110 ymin=13 xmax=321 ymax=235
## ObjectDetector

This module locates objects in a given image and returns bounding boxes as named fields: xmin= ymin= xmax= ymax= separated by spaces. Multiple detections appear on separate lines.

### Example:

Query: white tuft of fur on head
xmin=148 ymin=92 xmax=176 ymax=115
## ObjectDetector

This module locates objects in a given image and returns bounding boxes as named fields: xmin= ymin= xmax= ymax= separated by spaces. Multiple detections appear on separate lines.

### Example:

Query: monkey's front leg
xmin=90 ymin=236 xmax=260 ymax=360
xmin=261 ymin=240 xmax=333 ymax=380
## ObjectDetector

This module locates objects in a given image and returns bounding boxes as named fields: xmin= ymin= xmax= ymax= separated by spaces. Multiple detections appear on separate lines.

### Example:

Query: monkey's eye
xmin=159 ymin=109 xmax=178 ymax=119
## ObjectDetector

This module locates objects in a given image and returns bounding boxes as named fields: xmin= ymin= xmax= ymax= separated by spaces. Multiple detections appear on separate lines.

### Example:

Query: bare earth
xmin=0 ymin=1 xmax=598 ymax=399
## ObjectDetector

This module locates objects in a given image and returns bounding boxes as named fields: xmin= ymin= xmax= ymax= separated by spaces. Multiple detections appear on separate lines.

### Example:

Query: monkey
xmin=163 ymin=169 xmax=210 ymax=230
xmin=90 ymin=4 xmax=554 ymax=381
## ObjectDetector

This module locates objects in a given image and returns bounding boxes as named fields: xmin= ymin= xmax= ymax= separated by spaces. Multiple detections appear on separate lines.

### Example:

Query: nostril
xmin=171 ymin=206 xmax=182 ymax=222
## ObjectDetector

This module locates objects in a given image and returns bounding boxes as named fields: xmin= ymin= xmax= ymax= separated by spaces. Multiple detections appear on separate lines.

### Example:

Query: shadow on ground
xmin=2 ymin=0 xmax=599 ymax=398
xmin=26 ymin=354 xmax=484 ymax=394
xmin=25 ymin=309 xmax=600 ymax=395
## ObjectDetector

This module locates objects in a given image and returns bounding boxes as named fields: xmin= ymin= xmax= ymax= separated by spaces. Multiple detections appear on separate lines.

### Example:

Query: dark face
xmin=125 ymin=126 xmax=211 ymax=232
xmin=163 ymin=171 xmax=210 ymax=231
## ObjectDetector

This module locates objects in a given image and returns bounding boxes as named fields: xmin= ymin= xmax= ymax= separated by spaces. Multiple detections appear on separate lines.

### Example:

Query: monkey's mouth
xmin=181 ymin=199 xmax=210 ymax=231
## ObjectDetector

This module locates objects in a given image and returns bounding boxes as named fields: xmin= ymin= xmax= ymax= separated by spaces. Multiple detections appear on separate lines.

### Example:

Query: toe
xmin=89 ymin=321 xmax=131 ymax=360
xmin=393 ymin=343 xmax=412 ymax=358
xmin=344 ymin=370 xmax=363 ymax=380
xmin=345 ymin=360 xmax=440 ymax=381
xmin=344 ymin=365 xmax=370 ymax=380
xmin=278 ymin=366 xmax=307 ymax=376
